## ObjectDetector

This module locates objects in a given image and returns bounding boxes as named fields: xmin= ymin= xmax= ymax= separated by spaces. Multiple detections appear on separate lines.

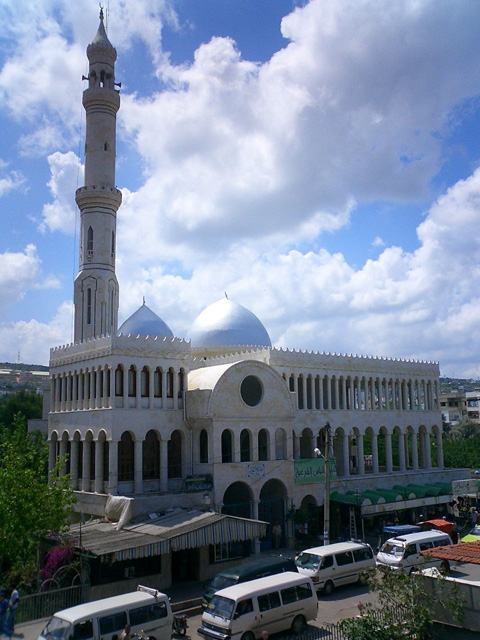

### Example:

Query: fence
xmin=17 ymin=584 xmax=90 ymax=624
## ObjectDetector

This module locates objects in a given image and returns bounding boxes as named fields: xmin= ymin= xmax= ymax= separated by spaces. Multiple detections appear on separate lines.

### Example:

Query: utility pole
xmin=323 ymin=421 xmax=331 ymax=546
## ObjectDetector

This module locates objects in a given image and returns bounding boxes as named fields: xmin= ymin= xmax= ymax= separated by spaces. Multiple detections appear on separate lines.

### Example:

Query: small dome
xmin=117 ymin=304 xmax=173 ymax=337
xmin=186 ymin=298 xmax=272 ymax=348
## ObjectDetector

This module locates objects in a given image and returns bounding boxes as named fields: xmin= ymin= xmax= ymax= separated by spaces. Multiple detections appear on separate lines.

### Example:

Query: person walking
xmin=4 ymin=586 xmax=19 ymax=638
xmin=0 ymin=591 xmax=8 ymax=636
xmin=272 ymin=522 xmax=282 ymax=549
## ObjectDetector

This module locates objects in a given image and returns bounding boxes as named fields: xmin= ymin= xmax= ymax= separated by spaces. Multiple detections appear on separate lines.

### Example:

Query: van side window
xmin=73 ymin=620 xmax=93 ymax=640
xmin=353 ymin=547 xmax=373 ymax=562
xmin=320 ymin=555 xmax=334 ymax=570
xmin=130 ymin=602 xmax=168 ymax=626
xmin=405 ymin=545 xmax=417 ymax=557
xmin=419 ymin=542 xmax=433 ymax=551
xmin=258 ymin=592 xmax=281 ymax=612
xmin=335 ymin=551 xmax=353 ymax=566
xmin=433 ymin=539 xmax=450 ymax=548
xmin=236 ymin=599 xmax=253 ymax=617
xmin=281 ymin=583 xmax=313 ymax=604
xmin=99 ymin=612 xmax=127 ymax=635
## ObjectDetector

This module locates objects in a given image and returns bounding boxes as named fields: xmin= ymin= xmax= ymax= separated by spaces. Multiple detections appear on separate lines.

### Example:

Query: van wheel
xmin=323 ymin=580 xmax=334 ymax=596
xmin=291 ymin=615 xmax=306 ymax=635
xmin=241 ymin=633 xmax=255 ymax=640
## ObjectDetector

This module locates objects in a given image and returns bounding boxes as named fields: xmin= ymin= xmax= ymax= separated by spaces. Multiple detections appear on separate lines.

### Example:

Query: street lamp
xmin=315 ymin=422 xmax=332 ymax=546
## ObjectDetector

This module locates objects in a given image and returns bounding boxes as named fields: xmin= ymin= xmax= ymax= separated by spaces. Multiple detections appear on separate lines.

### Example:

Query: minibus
xmin=376 ymin=530 xmax=452 ymax=573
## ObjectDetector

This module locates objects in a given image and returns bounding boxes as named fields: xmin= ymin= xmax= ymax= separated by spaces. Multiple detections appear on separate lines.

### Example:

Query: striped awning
xmin=68 ymin=510 xmax=267 ymax=561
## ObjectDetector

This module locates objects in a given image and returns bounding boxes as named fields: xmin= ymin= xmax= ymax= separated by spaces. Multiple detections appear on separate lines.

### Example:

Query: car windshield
xmin=207 ymin=596 xmax=235 ymax=621
xmin=381 ymin=543 xmax=405 ymax=557
xmin=295 ymin=552 xmax=322 ymax=570
xmin=42 ymin=617 xmax=72 ymax=640
xmin=209 ymin=575 xmax=237 ymax=591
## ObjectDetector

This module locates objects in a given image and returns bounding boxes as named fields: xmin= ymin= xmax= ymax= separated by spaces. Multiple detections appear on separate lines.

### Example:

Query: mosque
xmin=46 ymin=13 xmax=466 ymax=593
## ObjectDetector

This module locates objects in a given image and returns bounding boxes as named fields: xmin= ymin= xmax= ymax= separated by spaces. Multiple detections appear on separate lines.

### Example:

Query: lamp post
xmin=323 ymin=422 xmax=331 ymax=546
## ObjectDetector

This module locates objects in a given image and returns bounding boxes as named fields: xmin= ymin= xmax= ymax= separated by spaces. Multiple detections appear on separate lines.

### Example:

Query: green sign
xmin=294 ymin=458 xmax=337 ymax=484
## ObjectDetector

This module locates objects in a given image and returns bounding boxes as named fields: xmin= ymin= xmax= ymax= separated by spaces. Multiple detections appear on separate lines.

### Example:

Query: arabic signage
xmin=248 ymin=463 xmax=265 ymax=478
xmin=184 ymin=474 xmax=213 ymax=492
xmin=452 ymin=479 xmax=480 ymax=497
xmin=294 ymin=458 xmax=337 ymax=484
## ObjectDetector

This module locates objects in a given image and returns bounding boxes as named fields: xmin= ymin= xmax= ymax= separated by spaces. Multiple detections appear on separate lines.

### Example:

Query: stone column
xmin=71 ymin=439 xmax=79 ymax=490
xmin=59 ymin=438 xmax=68 ymax=476
xmin=78 ymin=372 xmax=84 ymax=410
xmin=103 ymin=367 xmax=108 ymax=408
xmin=357 ymin=434 xmax=364 ymax=475
xmin=385 ymin=433 xmax=393 ymax=473
xmin=134 ymin=437 xmax=143 ymax=494
xmin=341 ymin=377 xmax=347 ymax=410
xmin=251 ymin=501 xmax=261 ymax=555
xmin=173 ymin=369 xmax=179 ymax=409
xmin=94 ymin=439 xmax=104 ymax=493
xmin=109 ymin=367 xmax=115 ymax=408
xmin=301 ymin=376 xmax=307 ymax=410
xmin=160 ymin=438 xmax=169 ymax=491
xmin=136 ymin=368 xmax=141 ymax=408
xmin=90 ymin=370 xmax=95 ymax=409
xmin=123 ymin=365 xmax=128 ymax=407
xmin=318 ymin=376 xmax=324 ymax=410
xmin=436 ymin=429 xmax=444 ymax=467
xmin=82 ymin=439 xmax=91 ymax=491
xmin=327 ymin=376 xmax=332 ymax=410
xmin=372 ymin=433 xmax=379 ymax=474
xmin=48 ymin=439 xmax=56 ymax=475
xmin=398 ymin=431 xmax=406 ymax=472
xmin=435 ymin=381 xmax=440 ymax=410
xmin=334 ymin=377 xmax=339 ymax=410
xmin=234 ymin=431 xmax=241 ymax=462
xmin=343 ymin=434 xmax=350 ymax=476
xmin=161 ymin=370 xmax=167 ymax=409
xmin=411 ymin=432 xmax=419 ymax=470
xmin=425 ymin=431 xmax=432 ymax=469
xmin=293 ymin=433 xmax=300 ymax=459
xmin=148 ymin=367 xmax=154 ymax=408
xmin=108 ymin=440 xmax=118 ymax=495
xmin=96 ymin=368 xmax=102 ymax=409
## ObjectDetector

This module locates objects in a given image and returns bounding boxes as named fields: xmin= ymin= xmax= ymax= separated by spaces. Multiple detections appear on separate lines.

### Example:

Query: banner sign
xmin=248 ymin=463 xmax=265 ymax=478
xmin=294 ymin=458 xmax=337 ymax=484
xmin=184 ymin=474 xmax=213 ymax=492
xmin=452 ymin=479 xmax=480 ymax=497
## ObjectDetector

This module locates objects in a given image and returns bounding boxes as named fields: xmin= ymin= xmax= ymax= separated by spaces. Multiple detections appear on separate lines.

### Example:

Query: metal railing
xmin=17 ymin=584 xmax=90 ymax=624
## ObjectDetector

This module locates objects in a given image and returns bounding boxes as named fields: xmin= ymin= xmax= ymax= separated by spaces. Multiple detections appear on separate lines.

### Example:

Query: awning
xmin=67 ymin=510 xmax=267 ymax=561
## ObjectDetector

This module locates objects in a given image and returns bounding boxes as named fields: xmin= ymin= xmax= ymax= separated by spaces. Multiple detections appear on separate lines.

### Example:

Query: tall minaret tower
xmin=74 ymin=9 xmax=121 ymax=342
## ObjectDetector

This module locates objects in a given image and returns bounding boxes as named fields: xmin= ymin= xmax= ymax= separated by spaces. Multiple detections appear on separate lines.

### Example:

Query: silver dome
xmin=186 ymin=298 xmax=272 ymax=348
xmin=117 ymin=303 xmax=173 ymax=337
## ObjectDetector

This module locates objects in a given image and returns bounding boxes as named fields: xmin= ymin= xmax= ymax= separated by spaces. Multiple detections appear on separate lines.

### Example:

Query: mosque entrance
xmin=222 ymin=482 xmax=252 ymax=518
xmin=259 ymin=479 xmax=287 ymax=551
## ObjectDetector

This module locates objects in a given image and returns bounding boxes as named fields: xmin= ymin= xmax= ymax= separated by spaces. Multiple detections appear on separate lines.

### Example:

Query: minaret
xmin=74 ymin=9 xmax=121 ymax=342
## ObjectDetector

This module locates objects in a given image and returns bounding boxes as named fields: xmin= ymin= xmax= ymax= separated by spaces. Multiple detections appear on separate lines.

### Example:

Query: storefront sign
xmin=248 ymin=463 xmax=265 ymax=478
xmin=184 ymin=474 xmax=213 ymax=492
xmin=294 ymin=458 xmax=337 ymax=484
xmin=452 ymin=479 xmax=480 ymax=497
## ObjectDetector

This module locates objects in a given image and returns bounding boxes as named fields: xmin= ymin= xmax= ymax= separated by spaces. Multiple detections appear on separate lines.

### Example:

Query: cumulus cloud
xmin=39 ymin=151 xmax=82 ymax=234
xmin=0 ymin=162 xmax=25 ymax=197
xmin=0 ymin=245 xmax=41 ymax=310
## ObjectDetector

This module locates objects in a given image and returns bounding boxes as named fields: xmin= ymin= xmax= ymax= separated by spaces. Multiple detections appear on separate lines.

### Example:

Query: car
xmin=461 ymin=525 xmax=480 ymax=542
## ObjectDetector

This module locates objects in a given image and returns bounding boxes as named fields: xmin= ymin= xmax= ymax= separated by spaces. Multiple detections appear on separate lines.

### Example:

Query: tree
xmin=339 ymin=568 xmax=463 ymax=640
xmin=0 ymin=414 xmax=75 ymax=580
xmin=444 ymin=434 xmax=480 ymax=470
xmin=0 ymin=390 xmax=42 ymax=432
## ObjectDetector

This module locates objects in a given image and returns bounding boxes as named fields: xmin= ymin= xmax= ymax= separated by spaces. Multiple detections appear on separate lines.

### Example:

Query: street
xmin=17 ymin=581 xmax=378 ymax=640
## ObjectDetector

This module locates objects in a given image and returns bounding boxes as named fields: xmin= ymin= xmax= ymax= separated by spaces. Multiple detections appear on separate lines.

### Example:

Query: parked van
xmin=376 ymin=530 xmax=452 ymax=573
xmin=38 ymin=586 xmax=172 ymax=640
xmin=202 ymin=555 xmax=297 ymax=608
xmin=295 ymin=541 xmax=375 ymax=595
xmin=199 ymin=572 xmax=317 ymax=640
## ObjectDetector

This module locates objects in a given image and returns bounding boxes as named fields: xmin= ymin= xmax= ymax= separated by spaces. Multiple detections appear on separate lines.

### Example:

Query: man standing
xmin=4 ymin=586 xmax=19 ymax=638
xmin=272 ymin=522 xmax=282 ymax=549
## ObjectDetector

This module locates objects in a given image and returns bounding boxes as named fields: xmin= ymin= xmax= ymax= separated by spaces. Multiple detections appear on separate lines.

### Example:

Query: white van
xmin=198 ymin=571 xmax=317 ymax=640
xmin=38 ymin=586 xmax=173 ymax=640
xmin=295 ymin=541 xmax=375 ymax=595
xmin=376 ymin=530 xmax=452 ymax=573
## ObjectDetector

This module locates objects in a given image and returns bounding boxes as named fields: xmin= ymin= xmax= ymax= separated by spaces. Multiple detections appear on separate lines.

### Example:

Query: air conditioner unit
xmin=124 ymin=566 xmax=135 ymax=578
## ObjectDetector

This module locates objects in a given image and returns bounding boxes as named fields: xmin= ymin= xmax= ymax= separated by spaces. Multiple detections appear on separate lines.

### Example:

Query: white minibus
xmin=198 ymin=571 xmax=317 ymax=640
xmin=376 ymin=530 xmax=452 ymax=573
xmin=295 ymin=541 xmax=375 ymax=595
xmin=38 ymin=586 xmax=173 ymax=640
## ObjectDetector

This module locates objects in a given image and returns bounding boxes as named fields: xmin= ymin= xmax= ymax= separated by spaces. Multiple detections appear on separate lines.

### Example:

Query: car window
xmin=404 ymin=544 xmax=417 ymax=557
xmin=419 ymin=542 xmax=433 ymax=551
xmin=335 ymin=551 xmax=353 ymax=566
xmin=433 ymin=539 xmax=449 ymax=548
xmin=321 ymin=555 xmax=334 ymax=569
xmin=235 ymin=599 xmax=253 ymax=617
xmin=353 ymin=547 xmax=373 ymax=562
xmin=130 ymin=602 xmax=168 ymax=626
xmin=99 ymin=612 xmax=127 ymax=635
xmin=281 ymin=583 xmax=312 ymax=604
xmin=73 ymin=620 xmax=93 ymax=640
xmin=258 ymin=592 xmax=281 ymax=612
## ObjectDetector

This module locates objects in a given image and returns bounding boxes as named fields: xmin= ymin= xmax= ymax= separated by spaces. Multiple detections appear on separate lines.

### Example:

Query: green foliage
xmin=444 ymin=434 xmax=480 ymax=470
xmin=0 ymin=390 xmax=42 ymax=431
xmin=0 ymin=414 xmax=75 ymax=579
xmin=339 ymin=568 xmax=463 ymax=640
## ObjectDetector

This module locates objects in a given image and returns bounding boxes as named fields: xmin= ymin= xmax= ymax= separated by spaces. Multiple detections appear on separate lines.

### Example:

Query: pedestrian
xmin=272 ymin=522 xmax=282 ymax=549
xmin=4 ymin=585 xmax=19 ymax=638
xmin=470 ymin=507 xmax=478 ymax=527
xmin=119 ymin=624 xmax=132 ymax=640
xmin=0 ymin=591 xmax=8 ymax=636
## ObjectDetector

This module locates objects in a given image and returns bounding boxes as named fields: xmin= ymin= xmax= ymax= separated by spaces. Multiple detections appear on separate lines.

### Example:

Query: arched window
xmin=128 ymin=366 xmax=136 ymax=397
xmin=178 ymin=369 xmax=185 ymax=398
xmin=297 ymin=376 xmax=304 ymax=409
xmin=118 ymin=432 xmax=134 ymax=481
xmin=86 ymin=288 xmax=92 ymax=325
xmin=258 ymin=429 xmax=269 ymax=461
xmin=100 ymin=70 xmax=105 ymax=87
xmin=221 ymin=430 xmax=233 ymax=463
xmin=168 ymin=430 xmax=182 ymax=478
xmin=87 ymin=226 xmax=93 ymax=252
xmin=240 ymin=429 xmax=251 ymax=462
xmin=141 ymin=367 xmax=149 ymax=397
xmin=115 ymin=365 xmax=123 ymax=396
xmin=103 ymin=441 xmax=109 ymax=481
xmin=289 ymin=375 xmax=295 ymax=392
xmin=90 ymin=440 xmax=95 ymax=481
xmin=77 ymin=440 xmax=83 ymax=479
xmin=111 ymin=231 xmax=115 ymax=257
xmin=154 ymin=368 xmax=163 ymax=397
xmin=199 ymin=429 xmax=208 ymax=464
xmin=167 ymin=368 xmax=174 ymax=398
xmin=143 ymin=430 xmax=160 ymax=479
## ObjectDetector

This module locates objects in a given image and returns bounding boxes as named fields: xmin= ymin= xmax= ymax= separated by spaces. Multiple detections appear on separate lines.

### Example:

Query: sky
xmin=0 ymin=0 xmax=480 ymax=378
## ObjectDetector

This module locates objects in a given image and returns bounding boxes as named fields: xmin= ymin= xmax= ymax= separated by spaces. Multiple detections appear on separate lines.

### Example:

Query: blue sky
xmin=0 ymin=0 xmax=480 ymax=378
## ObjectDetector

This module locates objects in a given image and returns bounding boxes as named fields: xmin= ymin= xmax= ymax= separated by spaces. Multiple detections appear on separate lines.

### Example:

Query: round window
xmin=241 ymin=375 xmax=263 ymax=407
